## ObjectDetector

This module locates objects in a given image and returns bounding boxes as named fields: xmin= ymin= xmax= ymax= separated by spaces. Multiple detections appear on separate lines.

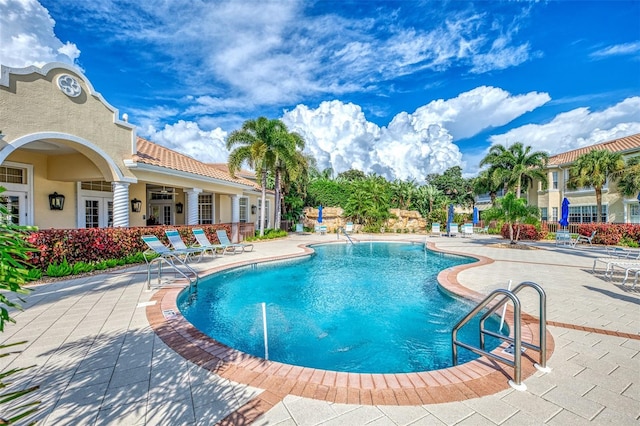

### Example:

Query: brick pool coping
xmin=146 ymin=241 xmax=555 ymax=425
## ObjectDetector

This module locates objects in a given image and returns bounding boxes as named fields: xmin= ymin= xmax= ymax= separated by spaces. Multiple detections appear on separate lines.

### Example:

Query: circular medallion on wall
xmin=57 ymin=74 xmax=82 ymax=97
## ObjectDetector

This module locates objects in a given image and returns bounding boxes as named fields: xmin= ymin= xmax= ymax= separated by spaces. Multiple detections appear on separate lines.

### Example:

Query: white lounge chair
xmin=141 ymin=234 xmax=198 ymax=289
xmin=165 ymin=229 xmax=204 ymax=262
xmin=592 ymin=249 xmax=640 ymax=274
xmin=609 ymin=262 xmax=640 ymax=287
xmin=431 ymin=223 xmax=440 ymax=237
xmin=192 ymin=228 xmax=224 ymax=257
xmin=462 ymin=223 xmax=474 ymax=238
xmin=448 ymin=223 xmax=458 ymax=237
xmin=573 ymin=230 xmax=596 ymax=247
xmin=216 ymin=229 xmax=253 ymax=253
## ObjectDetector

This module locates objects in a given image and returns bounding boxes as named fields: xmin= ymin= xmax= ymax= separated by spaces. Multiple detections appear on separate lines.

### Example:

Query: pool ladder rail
xmin=337 ymin=226 xmax=356 ymax=244
xmin=451 ymin=281 xmax=551 ymax=391
xmin=143 ymin=249 xmax=199 ymax=291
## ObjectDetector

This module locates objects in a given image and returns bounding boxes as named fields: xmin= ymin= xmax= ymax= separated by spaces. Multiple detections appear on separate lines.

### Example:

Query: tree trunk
xmin=596 ymin=187 xmax=603 ymax=223
xmin=260 ymin=169 xmax=267 ymax=236
xmin=274 ymin=168 xmax=282 ymax=230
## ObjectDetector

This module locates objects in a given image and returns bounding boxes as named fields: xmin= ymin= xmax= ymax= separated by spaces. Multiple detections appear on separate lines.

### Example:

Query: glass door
xmin=149 ymin=203 xmax=173 ymax=226
xmin=0 ymin=191 xmax=25 ymax=225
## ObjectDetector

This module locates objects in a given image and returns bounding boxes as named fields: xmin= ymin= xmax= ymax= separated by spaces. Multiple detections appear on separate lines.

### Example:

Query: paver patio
xmin=2 ymin=233 xmax=639 ymax=425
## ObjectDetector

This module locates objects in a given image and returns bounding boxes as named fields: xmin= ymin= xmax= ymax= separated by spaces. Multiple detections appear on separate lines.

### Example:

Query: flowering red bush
xmin=500 ymin=223 xmax=548 ymax=241
xmin=25 ymin=224 xmax=233 ymax=270
xmin=576 ymin=223 xmax=640 ymax=245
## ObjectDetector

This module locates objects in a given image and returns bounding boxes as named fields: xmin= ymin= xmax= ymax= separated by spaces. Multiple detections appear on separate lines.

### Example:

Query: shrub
xmin=71 ymin=261 xmax=94 ymax=275
xmin=500 ymin=223 xmax=547 ymax=241
xmin=46 ymin=258 xmax=72 ymax=277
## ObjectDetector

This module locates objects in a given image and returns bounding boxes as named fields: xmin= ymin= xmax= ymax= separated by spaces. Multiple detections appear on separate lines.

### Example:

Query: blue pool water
xmin=178 ymin=242 xmax=505 ymax=374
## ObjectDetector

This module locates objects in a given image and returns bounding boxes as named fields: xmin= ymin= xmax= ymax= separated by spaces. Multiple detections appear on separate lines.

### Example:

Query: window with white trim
xmin=0 ymin=166 xmax=26 ymax=184
xmin=239 ymin=197 xmax=249 ymax=222
xmin=569 ymin=205 xmax=607 ymax=223
xmin=198 ymin=193 xmax=213 ymax=224
xmin=540 ymin=207 xmax=548 ymax=221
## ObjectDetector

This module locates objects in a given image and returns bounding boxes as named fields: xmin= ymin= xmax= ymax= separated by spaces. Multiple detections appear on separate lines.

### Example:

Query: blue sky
xmin=2 ymin=0 xmax=639 ymax=180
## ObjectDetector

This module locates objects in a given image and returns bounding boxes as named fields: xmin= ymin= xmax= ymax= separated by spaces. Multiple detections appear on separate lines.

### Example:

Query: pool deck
xmin=3 ymin=233 xmax=639 ymax=425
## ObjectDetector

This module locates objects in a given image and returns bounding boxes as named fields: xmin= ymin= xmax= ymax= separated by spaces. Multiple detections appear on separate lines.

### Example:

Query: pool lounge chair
xmin=165 ymin=229 xmax=204 ymax=262
xmin=431 ymin=223 xmax=440 ymax=237
xmin=215 ymin=229 xmax=254 ymax=254
xmin=462 ymin=223 xmax=474 ymax=238
xmin=573 ymin=230 xmax=596 ymax=247
xmin=141 ymin=235 xmax=199 ymax=289
xmin=192 ymin=228 xmax=224 ymax=257
xmin=592 ymin=248 xmax=640 ymax=274
xmin=608 ymin=262 xmax=640 ymax=287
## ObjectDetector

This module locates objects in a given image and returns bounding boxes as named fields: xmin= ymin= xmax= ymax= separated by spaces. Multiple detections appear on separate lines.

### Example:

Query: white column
xmin=185 ymin=188 xmax=202 ymax=225
xmin=230 ymin=195 xmax=240 ymax=242
xmin=112 ymin=182 xmax=130 ymax=227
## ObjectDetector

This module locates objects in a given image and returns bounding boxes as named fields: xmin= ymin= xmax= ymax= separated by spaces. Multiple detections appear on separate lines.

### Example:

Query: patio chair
xmin=607 ymin=261 xmax=640 ymax=286
xmin=592 ymin=249 xmax=640 ymax=275
xmin=216 ymin=229 xmax=254 ymax=253
xmin=141 ymin=235 xmax=198 ymax=289
xmin=448 ymin=223 xmax=458 ymax=237
xmin=462 ymin=223 xmax=474 ymax=238
xmin=192 ymin=228 xmax=224 ymax=257
xmin=555 ymin=230 xmax=573 ymax=246
xmin=165 ymin=229 xmax=205 ymax=262
xmin=572 ymin=230 xmax=596 ymax=247
xmin=431 ymin=223 xmax=440 ymax=237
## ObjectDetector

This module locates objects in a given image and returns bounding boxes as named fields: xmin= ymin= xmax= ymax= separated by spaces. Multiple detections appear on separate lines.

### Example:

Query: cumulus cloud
xmin=488 ymin=96 xmax=640 ymax=155
xmin=0 ymin=0 xmax=80 ymax=68
xmin=282 ymin=100 xmax=461 ymax=182
xmin=144 ymin=120 xmax=229 ymax=164
xmin=409 ymin=86 xmax=550 ymax=140
xmin=282 ymin=87 xmax=552 ymax=181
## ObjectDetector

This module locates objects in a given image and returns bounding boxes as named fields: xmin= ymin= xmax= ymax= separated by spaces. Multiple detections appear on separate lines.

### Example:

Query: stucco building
xmin=527 ymin=133 xmax=640 ymax=226
xmin=0 ymin=62 xmax=274 ymax=240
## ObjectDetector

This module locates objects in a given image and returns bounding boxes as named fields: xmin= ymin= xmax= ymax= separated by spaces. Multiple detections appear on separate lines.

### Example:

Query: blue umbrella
xmin=447 ymin=204 xmax=454 ymax=234
xmin=472 ymin=207 xmax=479 ymax=225
xmin=317 ymin=205 xmax=323 ymax=223
xmin=559 ymin=197 xmax=570 ymax=228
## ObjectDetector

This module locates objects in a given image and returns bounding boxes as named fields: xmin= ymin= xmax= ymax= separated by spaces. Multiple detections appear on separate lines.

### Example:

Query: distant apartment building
xmin=528 ymin=133 xmax=640 ymax=225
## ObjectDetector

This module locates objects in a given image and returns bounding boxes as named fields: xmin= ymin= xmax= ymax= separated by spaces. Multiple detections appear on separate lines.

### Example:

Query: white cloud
xmin=488 ymin=96 xmax=640 ymax=155
xmin=590 ymin=41 xmax=640 ymax=59
xmin=143 ymin=120 xmax=229 ymax=164
xmin=0 ymin=0 xmax=80 ymax=68
xmin=409 ymin=86 xmax=550 ymax=140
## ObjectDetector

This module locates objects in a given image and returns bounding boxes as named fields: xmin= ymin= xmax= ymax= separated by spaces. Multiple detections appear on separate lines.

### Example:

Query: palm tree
xmin=567 ymin=149 xmax=625 ymax=222
xmin=473 ymin=168 xmax=503 ymax=206
xmin=616 ymin=156 xmax=640 ymax=198
xmin=227 ymin=117 xmax=288 ymax=236
xmin=482 ymin=191 xmax=540 ymax=243
xmin=480 ymin=142 xmax=549 ymax=198
xmin=273 ymin=132 xmax=306 ymax=229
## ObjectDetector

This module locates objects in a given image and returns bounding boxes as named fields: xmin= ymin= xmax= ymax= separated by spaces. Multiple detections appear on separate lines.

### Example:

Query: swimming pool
xmin=178 ymin=242 xmax=505 ymax=374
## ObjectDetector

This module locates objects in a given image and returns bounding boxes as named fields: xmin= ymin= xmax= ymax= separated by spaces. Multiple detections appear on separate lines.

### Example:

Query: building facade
xmin=0 ymin=62 xmax=274 ymax=240
xmin=528 ymin=133 xmax=640 ymax=225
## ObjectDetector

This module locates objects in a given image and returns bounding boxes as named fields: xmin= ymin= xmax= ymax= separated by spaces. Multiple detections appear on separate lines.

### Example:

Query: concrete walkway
xmin=2 ymin=233 xmax=639 ymax=425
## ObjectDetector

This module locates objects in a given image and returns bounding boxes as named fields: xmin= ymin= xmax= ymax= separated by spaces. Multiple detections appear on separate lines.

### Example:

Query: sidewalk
xmin=2 ymin=233 xmax=638 ymax=425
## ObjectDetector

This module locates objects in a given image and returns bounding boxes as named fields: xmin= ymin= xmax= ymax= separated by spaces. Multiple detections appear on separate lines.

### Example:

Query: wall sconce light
xmin=48 ymin=192 xmax=65 ymax=210
xmin=130 ymin=198 xmax=142 ymax=213
xmin=251 ymin=204 xmax=257 ymax=215
xmin=175 ymin=202 xmax=183 ymax=214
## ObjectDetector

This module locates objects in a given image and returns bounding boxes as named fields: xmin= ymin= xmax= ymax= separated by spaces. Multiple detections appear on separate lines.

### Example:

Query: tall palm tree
xmin=227 ymin=117 xmax=288 ymax=236
xmin=616 ymin=156 xmax=640 ymax=198
xmin=273 ymin=131 xmax=305 ymax=230
xmin=567 ymin=149 xmax=625 ymax=223
xmin=473 ymin=168 xmax=503 ymax=206
xmin=479 ymin=142 xmax=549 ymax=198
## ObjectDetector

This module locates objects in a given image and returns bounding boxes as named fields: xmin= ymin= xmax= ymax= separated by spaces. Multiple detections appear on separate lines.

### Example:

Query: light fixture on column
xmin=48 ymin=192 xmax=65 ymax=210
xmin=251 ymin=204 xmax=257 ymax=215
xmin=176 ymin=202 xmax=183 ymax=214
xmin=130 ymin=198 xmax=142 ymax=213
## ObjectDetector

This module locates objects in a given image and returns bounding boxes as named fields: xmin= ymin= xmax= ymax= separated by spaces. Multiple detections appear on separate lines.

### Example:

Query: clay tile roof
xmin=548 ymin=133 xmax=640 ymax=166
xmin=133 ymin=137 xmax=260 ymax=189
